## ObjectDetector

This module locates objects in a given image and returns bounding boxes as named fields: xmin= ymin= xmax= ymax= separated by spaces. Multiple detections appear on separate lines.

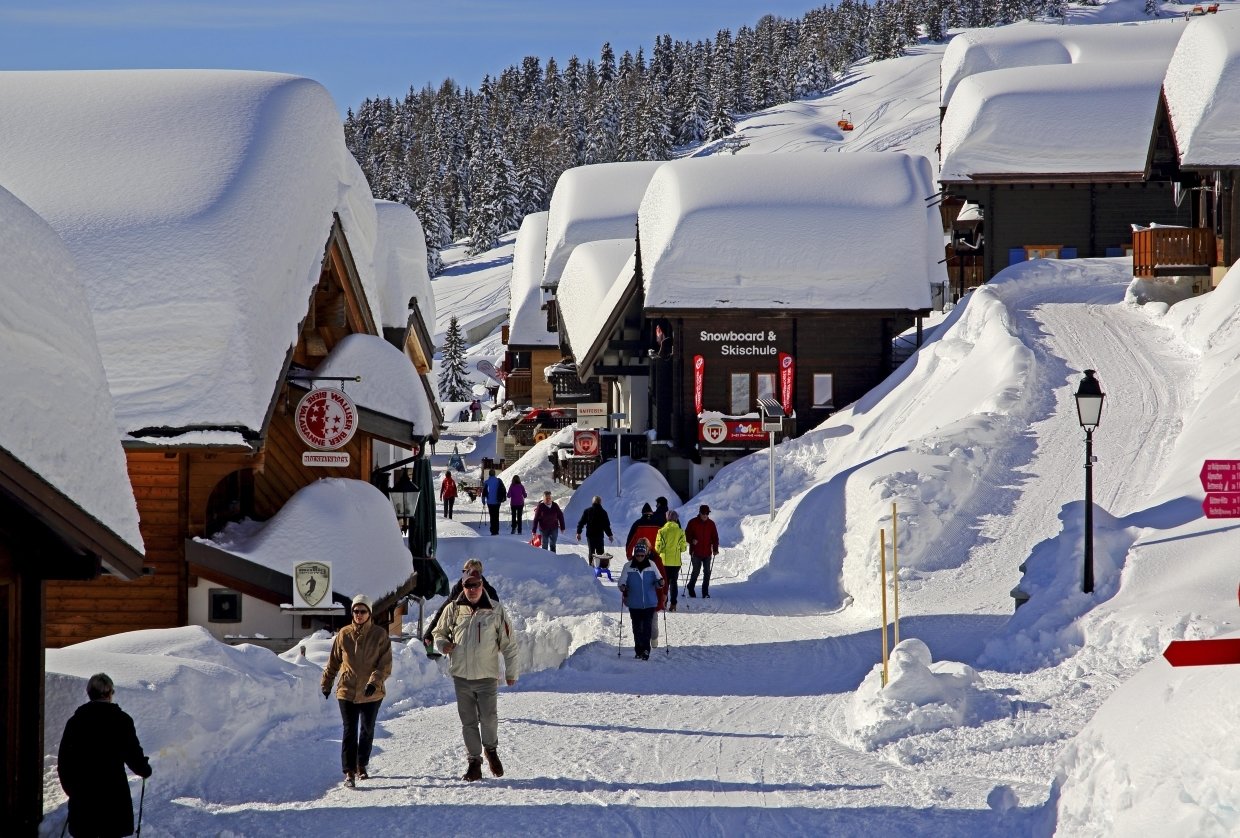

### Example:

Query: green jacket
xmin=654 ymin=521 xmax=687 ymax=567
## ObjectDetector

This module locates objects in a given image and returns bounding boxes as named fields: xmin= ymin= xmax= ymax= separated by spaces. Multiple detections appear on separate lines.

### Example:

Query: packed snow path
xmin=140 ymin=263 xmax=1194 ymax=837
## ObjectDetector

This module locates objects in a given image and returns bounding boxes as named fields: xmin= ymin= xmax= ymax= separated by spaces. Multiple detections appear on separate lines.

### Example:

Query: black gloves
xmin=322 ymin=686 xmax=331 ymax=700
xmin=364 ymin=683 xmax=376 ymax=698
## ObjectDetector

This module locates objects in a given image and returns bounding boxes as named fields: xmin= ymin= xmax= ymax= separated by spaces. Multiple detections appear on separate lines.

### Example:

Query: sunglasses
xmin=464 ymin=582 xmax=482 ymax=590
xmin=352 ymin=608 xmax=369 ymax=615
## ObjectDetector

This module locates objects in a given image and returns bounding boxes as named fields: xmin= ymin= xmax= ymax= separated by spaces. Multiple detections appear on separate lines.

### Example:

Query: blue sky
xmin=0 ymin=1 xmax=820 ymax=114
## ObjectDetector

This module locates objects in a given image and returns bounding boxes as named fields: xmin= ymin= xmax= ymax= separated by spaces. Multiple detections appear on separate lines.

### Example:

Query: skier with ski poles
xmin=617 ymin=539 xmax=665 ymax=660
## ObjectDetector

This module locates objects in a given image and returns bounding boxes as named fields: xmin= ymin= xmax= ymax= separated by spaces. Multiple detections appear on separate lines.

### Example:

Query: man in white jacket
xmin=433 ymin=567 xmax=520 ymax=781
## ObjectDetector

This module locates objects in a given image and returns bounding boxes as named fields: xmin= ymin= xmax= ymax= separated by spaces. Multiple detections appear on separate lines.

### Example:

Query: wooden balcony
xmin=1132 ymin=227 xmax=1217 ymax=278
xmin=549 ymin=371 xmax=601 ymax=404
xmin=505 ymin=369 xmax=531 ymax=402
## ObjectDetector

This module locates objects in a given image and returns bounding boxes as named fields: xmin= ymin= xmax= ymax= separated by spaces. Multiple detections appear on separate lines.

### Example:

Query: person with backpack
xmin=423 ymin=559 xmax=500 ymax=657
xmin=576 ymin=495 xmax=614 ymax=565
xmin=625 ymin=502 xmax=657 ymax=548
xmin=531 ymin=491 xmax=566 ymax=552
xmin=508 ymin=474 xmax=528 ymax=534
xmin=617 ymin=539 xmax=665 ymax=660
xmin=482 ymin=469 xmax=506 ymax=536
xmin=654 ymin=510 xmax=687 ymax=611
xmin=58 ymin=672 xmax=153 ymax=838
xmin=684 ymin=504 xmax=719 ymax=598
xmin=440 ymin=471 xmax=458 ymax=520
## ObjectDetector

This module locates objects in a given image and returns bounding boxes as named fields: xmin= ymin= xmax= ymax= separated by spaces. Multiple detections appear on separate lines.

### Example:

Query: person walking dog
xmin=321 ymin=594 xmax=392 ymax=787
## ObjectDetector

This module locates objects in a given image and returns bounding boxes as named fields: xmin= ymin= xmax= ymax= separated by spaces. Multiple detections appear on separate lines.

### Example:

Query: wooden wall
xmin=254 ymin=411 xmax=371 ymax=519
xmin=45 ymin=451 xmax=185 ymax=647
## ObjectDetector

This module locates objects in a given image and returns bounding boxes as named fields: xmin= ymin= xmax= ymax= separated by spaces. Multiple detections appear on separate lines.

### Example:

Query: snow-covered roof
xmin=312 ymin=334 xmax=435 ymax=435
xmin=507 ymin=212 xmax=555 ymax=347
xmin=542 ymin=161 xmax=663 ymax=290
xmin=199 ymin=479 xmax=413 ymax=602
xmin=374 ymin=200 xmax=434 ymax=332
xmin=0 ymin=70 xmax=381 ymax=436
xmin=940 ymin=19 xmax=1184 ymax=109
xmin=940 ymin=61 xmax=1166 ymax=183
xmin=640 ymin=154 xmax=939 ymax=311
xmin=555 ymin=240 xmax=637 ymax=363
xmin=1164 ymin=14 xmax=1240 ymax=168
xmin=0 ymin=185 xmax=143 ymax=552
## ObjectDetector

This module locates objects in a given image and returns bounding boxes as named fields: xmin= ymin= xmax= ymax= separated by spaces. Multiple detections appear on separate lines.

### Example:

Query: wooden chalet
xmin=939 ymin=60 xmax=1191 ymax=284
xmin=0 ymin=185 xmax=146 ymax=833
xmin=0 ymin=71 xmax=439 ymax=649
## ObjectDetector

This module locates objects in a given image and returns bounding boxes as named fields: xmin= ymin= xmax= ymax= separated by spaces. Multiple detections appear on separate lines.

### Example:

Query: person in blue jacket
xmin=617 ymin=538 xmax=665 ymax=660
xmin=482 ymin=469 xmax=506 ymax=536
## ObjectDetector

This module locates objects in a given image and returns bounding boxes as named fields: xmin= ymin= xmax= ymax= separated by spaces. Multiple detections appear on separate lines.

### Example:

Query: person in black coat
xmin=58 ymin=672 xmax=152 ymax=838
xmin=651 ymin=496 xmax=670 ymax=527
xmin=575 ymin=495 xmax=615 ymax=564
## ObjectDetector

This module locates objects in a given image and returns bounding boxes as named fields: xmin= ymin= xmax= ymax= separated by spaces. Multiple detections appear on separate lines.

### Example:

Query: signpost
xmin=611 ymin=412 xmax=627 ymax=495
xmin=1200 ymin=459 xmax=1240 ymax=518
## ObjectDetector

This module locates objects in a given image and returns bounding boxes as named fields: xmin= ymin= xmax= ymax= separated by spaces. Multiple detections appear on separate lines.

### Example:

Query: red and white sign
xmin=699 ymin=419 xmax=767 ymax=445
xmin=295 ymin=387 xmax=359 ymax=450
xmin=778 ymin=352 xmax=794 ymax=414
xmin=1200 ymin=459 xmax=1240 ymax=492
xmin=693 ymin=355 xmax=705 ymax=414
xmin=1203 ymin=492 xmax=1240 ymax=519
xmin=574 ymin=429 xmax=600 ymax=456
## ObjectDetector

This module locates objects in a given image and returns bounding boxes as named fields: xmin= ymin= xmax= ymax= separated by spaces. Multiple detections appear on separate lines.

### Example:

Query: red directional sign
xmin=1163 ymin=638 xmax=1240 ymax=667
xmin=1203 ymin=492 xmax=1240 ymax=518
xmin=1200 ymin=459 xmax=1240 ymax=492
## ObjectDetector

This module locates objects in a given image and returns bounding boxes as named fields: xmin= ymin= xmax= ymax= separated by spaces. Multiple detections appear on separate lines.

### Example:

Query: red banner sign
xmin=778 ymin=352 xmax=794 ymax=414
xmin=699 ymin=419 xmax=767 ymax=445
xmin=1200 ymin=460 xmax=1240 ymax=492
xmin=1163 ymin=638 xmax=1240 ymax=667
xmin=693 ymin=355 xmax=704 ymax=414
xmin=1204 ymin=493 xmax=1240 ymax=518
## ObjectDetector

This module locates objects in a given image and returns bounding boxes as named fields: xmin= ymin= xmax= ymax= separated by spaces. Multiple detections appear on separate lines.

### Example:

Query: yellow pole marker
xmin=880 ymin=528 xmax=889 ymax=687
xmin=892 ymin=502 xmax=900 ymax=647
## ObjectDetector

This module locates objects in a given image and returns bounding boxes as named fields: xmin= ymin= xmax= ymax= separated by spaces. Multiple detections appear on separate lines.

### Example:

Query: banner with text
xmin=693 ymin=355 xmax=704 ymax=414
xmin=779 ymin=352 xmax=794 ymax=414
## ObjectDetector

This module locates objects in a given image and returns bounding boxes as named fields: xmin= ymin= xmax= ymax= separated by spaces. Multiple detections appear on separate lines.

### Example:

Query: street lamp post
xmin=1074 ymin=370 xmax=1105 ymax=594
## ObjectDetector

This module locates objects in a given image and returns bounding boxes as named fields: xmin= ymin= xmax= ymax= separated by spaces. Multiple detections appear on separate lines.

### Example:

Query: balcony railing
xmin=1132 ymin=227 xmax=1217 ymax=278
xmin=549 ymin=372 xmax=601 ymax=404
xmin=505 ymin=369 xmax=531 ymax=401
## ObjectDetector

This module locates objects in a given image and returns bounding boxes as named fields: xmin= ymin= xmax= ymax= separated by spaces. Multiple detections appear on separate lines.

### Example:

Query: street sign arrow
xmin=1163 ymin=638 xmax=1240 ymax=667
xmin=1203 ymin=492 xmax=1240 ymax=519
xmin=1200 ymin=459 xmax=1240 ymax=492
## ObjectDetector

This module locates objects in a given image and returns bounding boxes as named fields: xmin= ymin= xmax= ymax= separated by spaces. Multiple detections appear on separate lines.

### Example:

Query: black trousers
xmin=665 ymin=565 xmax=681 ymax=606
xmin=339 ymin=698 xmax=381 ymax=774
xmin=443 ymin=498 xmax=454 ymax=519
xmin=510 ymin=505 xmax=524 ymax=532
xmin=629 ymin=607 xmax=656 ymax=657
xmin=688 ymin=556 xmax=712 ymax=595
xmin=487 ymin=504 xmax=501 ymax=535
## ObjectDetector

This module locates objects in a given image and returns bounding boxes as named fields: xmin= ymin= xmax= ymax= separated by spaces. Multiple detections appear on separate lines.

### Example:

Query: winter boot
xmin=687 ymin=588 xmax=696 ymax=598
xmin=463 ymin=757 xmax=483 ymax=782
xmin=484 ymin=747 xmax=505 ymax=777
xmin=344 ymin=772 xmax=356 ymax=788
xmin=358 ymin=767 xmax=370 ymax=780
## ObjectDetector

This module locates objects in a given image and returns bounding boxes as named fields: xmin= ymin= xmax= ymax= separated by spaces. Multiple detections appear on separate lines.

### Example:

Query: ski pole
xmin=663 ymin=607 xmax=670 ymax=656
xmin=136 ymin=776 xmax=146 ymax=837
xmin=616 ymin=600 xmax=625 ymax=656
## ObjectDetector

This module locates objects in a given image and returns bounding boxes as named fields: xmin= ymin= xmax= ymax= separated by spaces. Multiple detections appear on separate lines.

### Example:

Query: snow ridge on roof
xmin=312 ymin=334 xmax=435 ymax=434
xmin=374 ymin=200 xmax=433 ymax=332
xmin=0 ymin=185 xmax=143 ymax=551
xmin=940 ymin=61 xmax=1166 ymax=182
xmin=640 ymin=154 xmax=939 ymax=311
xmin=542 ymin=161 xmax=663 ymax=289
xmin=507 ymin=212 xmax=555 ymax=347
xmin=1164 ymin=14 xmax=1240 ymax=167
xmin=556 ymin=240 xmax=637 ymax=362
xmin=940 ymin=19 xmax=1184 ymax=108
xmin=0 ymin=70 xmax=380 ymax=435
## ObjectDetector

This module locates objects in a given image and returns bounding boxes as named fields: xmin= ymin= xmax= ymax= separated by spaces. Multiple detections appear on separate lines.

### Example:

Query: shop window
xmin=209 ymin=589 xmax=242 ymax=623
xmin=730 ymin=373 xmax=750 ymax=414
xmin=813 ymin=374 xmax=834 ymax=408
xmin=757 ymin=373 xmax=776 ymax=403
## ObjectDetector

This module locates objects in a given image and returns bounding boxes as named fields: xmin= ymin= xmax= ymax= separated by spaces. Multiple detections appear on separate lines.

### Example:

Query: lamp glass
xmin=390 ymin=470 xmax=421 ymax=518
xmin=1076 ymin=394 xmax=1104 ymax=429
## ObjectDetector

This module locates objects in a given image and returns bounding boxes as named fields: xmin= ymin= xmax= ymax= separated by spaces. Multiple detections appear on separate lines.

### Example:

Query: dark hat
xmin=641 ymin=503 xmax=653 ymax=514
xmin=462 ymin=569 xmax=482 ymax=585
xmin=699 ymin=504 xmax=710 ymax=514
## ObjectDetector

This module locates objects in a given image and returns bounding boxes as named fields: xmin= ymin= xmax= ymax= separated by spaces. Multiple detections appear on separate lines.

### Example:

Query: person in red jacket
xmin=683 ymin=504 xmax=719 ymax=598
xmin=440 ymin=472 xmax=458 ymax=519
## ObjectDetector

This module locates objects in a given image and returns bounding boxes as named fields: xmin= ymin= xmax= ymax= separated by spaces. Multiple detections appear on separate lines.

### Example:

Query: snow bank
xmin=1164 ymin=12 xmax=1240 ymax=167
xmin=0 ymin=184 xmax=142 ymax=552
xmin=313 ymin=333 xmax=436 ymax=434
xmin=562 ymin=459 xmax=682 ymax=544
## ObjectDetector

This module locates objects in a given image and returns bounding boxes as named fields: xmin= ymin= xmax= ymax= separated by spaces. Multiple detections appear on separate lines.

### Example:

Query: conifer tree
xmin=438 ymin=316 xmax=472 ymax=402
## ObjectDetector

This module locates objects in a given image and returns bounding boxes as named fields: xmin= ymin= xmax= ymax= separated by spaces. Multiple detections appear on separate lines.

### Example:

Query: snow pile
xmin=1164 ymin=12 xmax=1240 ymax=167
xmin=373 ymin=199 xmax=434 ymax=331
xmin=556 ymin=239 xmax=636 ymax=361
xmin=199 ymin=479 xmax=412 ymax=602
xmin=562 ymin=459 xmax=682 ymax=542
xmin=0 ymin=184 xmax=142 ymax=552
xmin=844 ymin=639 xmax=1015 ymax=751
xmin=507 ymin=211 xmax=554 ymax=346
xmin=0 ymin=70 xmax=379 ymax=434
xmin=542 ymin=161 xmax=662 ymax=289
xmin=640 ymin=154 xmax=939 ymax=311
xmin=313 ymin=333 xmax=436 ymax=433
xmin=940 ymin=61 xmax=1167 ymax=181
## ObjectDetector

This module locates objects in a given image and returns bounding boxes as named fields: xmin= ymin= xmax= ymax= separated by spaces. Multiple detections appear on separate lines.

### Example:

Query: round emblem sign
xmin=295 ymin=388 xmax=359 ymax=450
xmin=702 ymin=419 xmax=728 ymax=445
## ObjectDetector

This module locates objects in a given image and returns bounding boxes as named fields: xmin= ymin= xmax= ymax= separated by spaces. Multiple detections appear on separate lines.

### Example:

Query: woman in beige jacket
xmin=321 ymin=593 xmax=392 ymax=787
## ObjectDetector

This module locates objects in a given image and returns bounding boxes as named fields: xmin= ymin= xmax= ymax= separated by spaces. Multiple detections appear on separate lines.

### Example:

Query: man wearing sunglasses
xmin=433 ymin=568 xmax=520 ymax=781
